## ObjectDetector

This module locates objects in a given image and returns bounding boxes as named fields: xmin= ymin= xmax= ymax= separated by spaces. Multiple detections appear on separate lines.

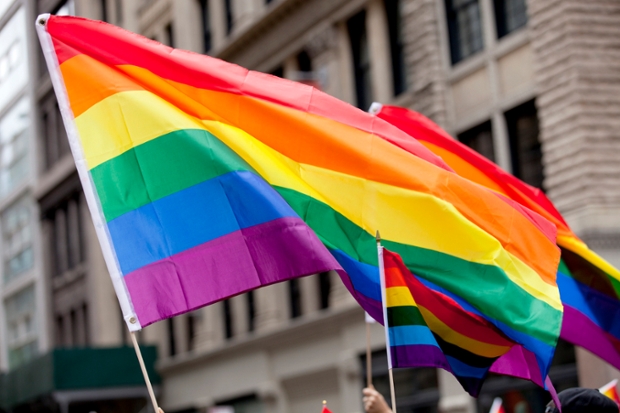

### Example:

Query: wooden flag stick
xmin=366 ymin=320 xmax=372 ymax=387
xmin=131 ymin=332 xmax=162 ymax=413
xmin=376 ymin=231 xmax=397 ymax=413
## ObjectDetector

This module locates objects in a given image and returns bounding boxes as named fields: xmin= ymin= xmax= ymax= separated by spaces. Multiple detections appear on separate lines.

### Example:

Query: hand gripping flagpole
xmin=377 ymin=231 xmax=397 ymax=413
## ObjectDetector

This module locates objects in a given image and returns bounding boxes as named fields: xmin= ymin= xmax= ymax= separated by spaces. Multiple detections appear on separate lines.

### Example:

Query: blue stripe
xmin=389 ymin=325 xmax=439 ymax=347
xmin=445 ymin=355 xmax=487 ymax=378
xmin=330 ymin=249 xmax=382 ymax=302
xmin=558 ymin=271 xmax=620 ymax=338
xmin=108 ymin=171 xmax=298 ymax=275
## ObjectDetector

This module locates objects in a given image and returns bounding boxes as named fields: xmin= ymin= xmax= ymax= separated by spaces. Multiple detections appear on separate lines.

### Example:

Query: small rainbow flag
xmin=37 ymin=14 xmax=561 ymax=386
xmin=382 ymin=248 xmax=516 ymax=396
xmin=375 ymin=104 xmax=620 ymax=371
xmin=600 ymin=379 xmax=620 ymax=405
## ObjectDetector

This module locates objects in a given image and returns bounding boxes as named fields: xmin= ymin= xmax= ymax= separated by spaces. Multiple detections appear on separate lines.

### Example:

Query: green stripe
xmin=91 ymin=129 xmax=255 ymax=222
xmin=275 ymin=187 xmax=562 ymax=346
xmin=387 ymin=306 xmax=425 ymax=327
xmin=91 ymin=128 xmax=561 ymax=346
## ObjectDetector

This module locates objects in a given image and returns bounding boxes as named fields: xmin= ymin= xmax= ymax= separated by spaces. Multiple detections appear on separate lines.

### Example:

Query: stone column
xmin=366 ymin=0 xmax=393 ymax=104
xmin=329 ymin=270 xmax=357 ymax=309
xmin=437 ymin=369 xmax=476 ymax=413
xmin=527 ymin=0 xmax=620 ymax=236
xmin=255 ymin=283 xmax=286 ymax=332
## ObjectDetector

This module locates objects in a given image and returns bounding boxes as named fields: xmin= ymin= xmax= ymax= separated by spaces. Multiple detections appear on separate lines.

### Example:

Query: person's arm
xmin=362 ymin=387 xmax=392 ymax=413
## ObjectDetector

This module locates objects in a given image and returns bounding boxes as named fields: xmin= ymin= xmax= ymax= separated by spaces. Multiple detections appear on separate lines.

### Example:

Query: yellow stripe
xmin=74 ymin=90 xmax=562 ymax=310
xmin=418 ymin=306 xmax=511 ymax=358
xmin=386 ymin=286 xmax=416 ymax=307
xmin=558 ymin=235 xmax=620 ymax=282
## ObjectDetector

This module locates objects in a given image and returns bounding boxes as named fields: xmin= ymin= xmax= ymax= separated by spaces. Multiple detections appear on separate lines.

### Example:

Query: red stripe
xmin=383 ymin=249 xmax=514 ymax=347
xmin=46 ymin=16 xmax=451 ymax=172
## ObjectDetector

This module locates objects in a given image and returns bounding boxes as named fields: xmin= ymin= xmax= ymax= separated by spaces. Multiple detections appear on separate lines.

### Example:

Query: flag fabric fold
xmin=382 ymin=247 xmax=517 ymax=396
xmin=375 ymin=104 xmax=620 ymax=371
xmin=600 ymin=379 xmax=620 ymax=405
xmin=38 ymin=14 xmax=561 ymax=388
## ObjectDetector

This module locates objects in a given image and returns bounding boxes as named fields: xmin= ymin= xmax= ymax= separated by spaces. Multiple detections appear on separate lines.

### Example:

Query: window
xmin=223 ymin=299 xmax=233 ymax=339
xmin=477 ymin=340 xmax=577 ymax=413
xmin=384 ymin=0 xmax=407 ymax=96
xmin=187 ymin=312 xmax=196 ymax=351
xmin=458 ymin=120 xmax=495 ymax=162
xmin=362 ymin=350 xmax=439 ymax=413
xmin=288 ymin=279 xmax=302 ymax=319
xmin=165 ymin=23 xmax=175 ymax=48
xmin=198 ymin=0 xmax=212 ymax=53
xmin=445 ymin=0 xmax=484 ymax=64
xmin=5 ymin=286 xmax=37 ymax=368
xmin=0 ymin=97 xmax=30 ymax=198
xmin=55 ymin=302 xmax=90 ymax=347
xmin=0 ymin=7 xmax=28 ymax=110
xmin=40 ymin=93 xmax=71 ymax=170
xmin=348 ymin=9 xmax=373 ymax=110
xmin=318 ymin=272 xmax=331 ymax=310
xmin=167 ymin=318 xmax=177 ymax=356
xmin=494 ymin=0 xmax=527 ymax=38
xmin=100 ymin=0 xmax=108 ymax=22
xmin=2 ymin=198 xmax=33 ymax=284
xmin=505 ymin=100 xmax=543 ymax=189
xmin=115 ymin=0 xmax=123 ymax=24
xmin=224 ymin=0 xmax=233 ymax=35
xmin=46 ymin=193 xmax=84 ymax=277
xmin=247 ymin=290 xmax=255 ymax=332
xmin=270 ymin=66 xmax=284 ymax=78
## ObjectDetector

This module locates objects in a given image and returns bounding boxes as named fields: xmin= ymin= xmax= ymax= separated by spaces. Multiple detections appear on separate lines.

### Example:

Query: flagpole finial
xmin=376 ymin=230 xmax=381 ymax=243
xmin=322 ymin=400 xmax=327 ymax=406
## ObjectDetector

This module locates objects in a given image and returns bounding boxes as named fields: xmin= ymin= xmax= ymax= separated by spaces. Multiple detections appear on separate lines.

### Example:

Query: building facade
xmin=0 ymin=0 xmax=619 ymax=413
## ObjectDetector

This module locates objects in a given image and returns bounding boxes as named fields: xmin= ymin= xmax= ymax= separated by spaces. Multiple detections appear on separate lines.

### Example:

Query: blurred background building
xmin=0 ymin=0 xmax=619 ymax=413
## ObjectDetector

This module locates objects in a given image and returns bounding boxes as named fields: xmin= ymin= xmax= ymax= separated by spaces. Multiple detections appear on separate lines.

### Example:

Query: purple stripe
xmin=561 ymin=305 xmax=620 ymax=370
xmin=391 ymin=344 xmax=452 ymax=372
xmin=490 ymin=344 xmax=544 ymax=387
xmin=124 ymin=217 xmax=341 ymax=327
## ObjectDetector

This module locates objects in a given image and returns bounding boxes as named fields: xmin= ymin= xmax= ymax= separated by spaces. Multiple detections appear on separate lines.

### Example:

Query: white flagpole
xmin=377 ymin=231 xmax=397 ymax=413
xmin=366 ymin=314 xmax=373 ymax=387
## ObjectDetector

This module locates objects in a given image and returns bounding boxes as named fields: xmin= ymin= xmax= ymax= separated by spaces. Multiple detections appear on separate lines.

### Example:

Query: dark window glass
xmin=445 ymin=0 xmax=484 ymax=64
xmin=494 ymin=0 xmax=527 ymax=38
xmin=266 ymin=0 xmax=273 ymax=3
xmin=100 ymin=0 xmax=108 ymax=22
xmin=167 ymin=318 xmax=177 ymax=356
xmin=270 ymin=66 xmax=284 ymax=78
xmin=348 ymin=10 xmax=373 ymax=110
xmin=223 ymin=299 xmax=233 ymax=339
xmin=289 ymin=279 xmax=302 ymax=319
xmin=318 ymin=272 xmax=331 ymax=310
xmin=40 ymin=93 xmax=71 ymax=170
xmin=187 ymin=313 xmax=196 ymax=351
xmin=56 ymin=315 xmax=64 ymax=347
xmin=198 ymin=0 xmax=212 ymax=53
xmin=477 ymin=340 xmax=577 ymax=413
xmin=384 ymin=0 xmax=407 ymax=96
xmin=82 ymin=303 xmax=89 ymax=346
xmin=458 ymin=120 xmax=495 ymax=162
xmin=505 ymin=100 xmax=543 ymax=189
xmin=361 ymin=350 xmax=439 ymax=413
xmin=165 ymin=23 xmax=174 ymax=48
xmin=297 ymin=50 xmax=312 ymax=73
xmin=247 ymin=290 xmax=255 ymax=332
xmin=224 ymin=0 xmax=233 ymax=35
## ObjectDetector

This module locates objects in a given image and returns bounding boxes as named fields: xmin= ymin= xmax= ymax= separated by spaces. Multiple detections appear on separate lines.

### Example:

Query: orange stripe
xmin=60 ymin=55 xmax=559 ymax=285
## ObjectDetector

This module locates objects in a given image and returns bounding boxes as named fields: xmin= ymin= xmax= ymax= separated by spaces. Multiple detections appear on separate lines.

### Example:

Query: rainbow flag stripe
xmin=376 ymin=104 xmax=620 ymax=370
xmin=383 ymin=248 xmax=515 ymax=396
xmin=38 ymin=12 xmax=561 ymax=378
xmin=600 ymin=379 xmax=620 ymax=405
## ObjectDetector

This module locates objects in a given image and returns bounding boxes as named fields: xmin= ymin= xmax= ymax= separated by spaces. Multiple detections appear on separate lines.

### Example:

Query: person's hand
xmin=362 ymin=386 xmax=392 ymax=413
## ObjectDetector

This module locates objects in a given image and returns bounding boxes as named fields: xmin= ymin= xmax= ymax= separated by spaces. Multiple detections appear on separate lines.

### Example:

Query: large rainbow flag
xmin=375 ymin=104 xmax=620 ymax=370
xmin=37 ymin=15 xmax=562 ymax=382
xmin=382 ymin=248 xmax=516 ymax=396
